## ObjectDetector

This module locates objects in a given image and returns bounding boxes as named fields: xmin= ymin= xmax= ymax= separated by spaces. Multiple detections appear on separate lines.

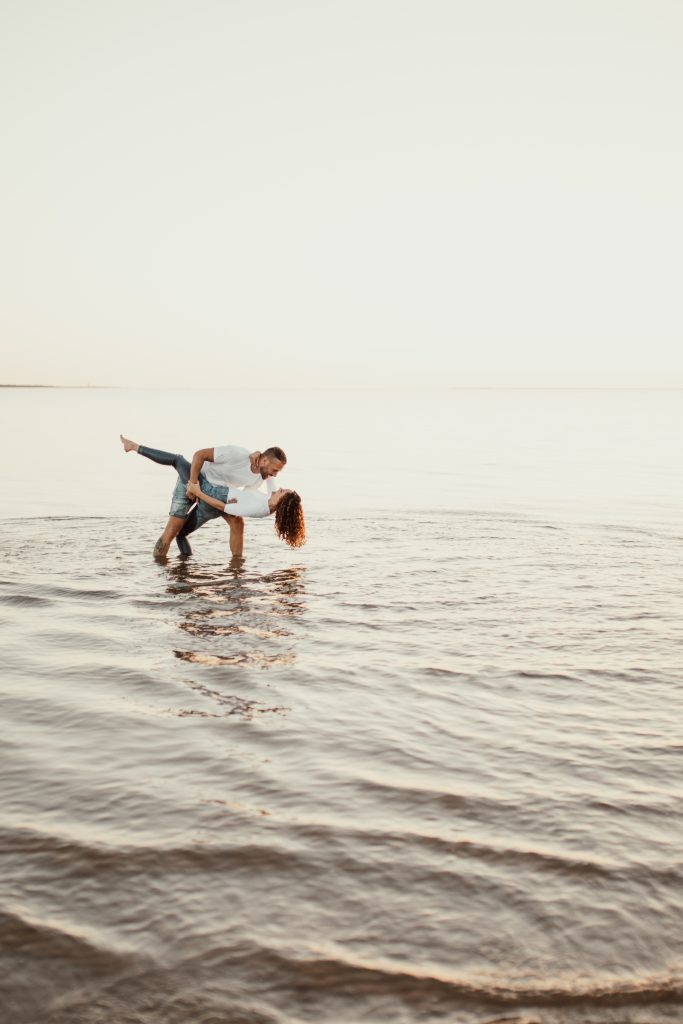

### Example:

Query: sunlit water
xmin=2 ymin=388 xmax=683 ymax=1024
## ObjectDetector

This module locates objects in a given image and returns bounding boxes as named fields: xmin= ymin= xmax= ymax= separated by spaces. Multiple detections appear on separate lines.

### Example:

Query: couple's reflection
xmin=165 ymin=558 xmax=306 ymax=670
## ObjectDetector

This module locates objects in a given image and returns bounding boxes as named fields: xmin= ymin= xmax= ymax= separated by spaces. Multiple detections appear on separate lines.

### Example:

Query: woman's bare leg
xmin=223 ymin=515 xmax=245 ymax=558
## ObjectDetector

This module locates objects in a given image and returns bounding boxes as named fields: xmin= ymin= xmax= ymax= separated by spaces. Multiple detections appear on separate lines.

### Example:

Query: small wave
xmin=0 ymin=515 xmax=114 ymax=523
xmin=0 ymin=824 xmax=308 ymax=876
xmin=0 ymin=593 xmax=52 ymax=607
xmin=39 ymin=585 xmax=122 ymax=601
xmin=354 ymin=775 xmax=502 ymax=813
xmin=0 ymin=904 xmax=140 ymax=969
xmin=480 ymin=1018 xmax=542 ymax=1024
xmin=203 ymin=940 xmax=683 ymax=1009
xmin=517 ymin=670 xmax=580 ymax=682
xmin=267 ymin=814 xmax=683 ymax=885
xmin=424 ymin=666 xmax=473 ymax=678
xmin=9 ymin=818 xmax=647 ymax=895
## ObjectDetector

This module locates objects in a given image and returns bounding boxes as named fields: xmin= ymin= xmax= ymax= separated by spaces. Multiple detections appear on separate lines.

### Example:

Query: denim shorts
xmin=169 ymin=473 xmax=230 ymax=527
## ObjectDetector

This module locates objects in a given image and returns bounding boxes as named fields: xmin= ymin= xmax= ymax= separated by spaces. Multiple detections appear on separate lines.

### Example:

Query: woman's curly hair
xmin=274 ymin=491 xmax=306 ymax=548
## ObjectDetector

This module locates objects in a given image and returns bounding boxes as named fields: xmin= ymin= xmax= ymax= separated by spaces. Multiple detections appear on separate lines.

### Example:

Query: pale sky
xmin=1 ymin=0 xmax=682 ymax=388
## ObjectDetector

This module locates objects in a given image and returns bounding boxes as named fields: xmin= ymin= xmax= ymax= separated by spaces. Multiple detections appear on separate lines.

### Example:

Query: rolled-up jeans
xmin=137 ymin=445 xmax=230 ymax=533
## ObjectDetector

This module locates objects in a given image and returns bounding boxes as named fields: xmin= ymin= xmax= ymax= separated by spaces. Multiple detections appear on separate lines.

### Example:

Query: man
xmin=156 ymin=444 xmax=287 ymax=558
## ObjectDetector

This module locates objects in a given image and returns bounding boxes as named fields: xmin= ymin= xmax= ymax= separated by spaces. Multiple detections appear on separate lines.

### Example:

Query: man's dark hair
xmin=263 ymin=446 xmax=287 ymax=464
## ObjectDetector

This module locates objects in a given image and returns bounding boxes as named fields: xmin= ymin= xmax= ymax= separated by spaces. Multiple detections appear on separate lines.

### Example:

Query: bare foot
xmin=120 ymin=434 xmax=139 ymax=453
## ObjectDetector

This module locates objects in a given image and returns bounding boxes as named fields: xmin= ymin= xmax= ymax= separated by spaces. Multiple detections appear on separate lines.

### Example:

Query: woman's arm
xmin=187 ymin=481 xmax=265 ymax=519
xmin=186 ymin=480 xmax=226 ymax=512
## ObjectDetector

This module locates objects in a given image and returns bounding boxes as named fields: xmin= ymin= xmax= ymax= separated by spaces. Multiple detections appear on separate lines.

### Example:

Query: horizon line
xmin=3 ymin=384 xmax=683 ymax=393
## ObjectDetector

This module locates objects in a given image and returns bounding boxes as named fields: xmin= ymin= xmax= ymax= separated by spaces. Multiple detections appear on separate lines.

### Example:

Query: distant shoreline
xmin=2 ymin=384 xmax=682 ymax=391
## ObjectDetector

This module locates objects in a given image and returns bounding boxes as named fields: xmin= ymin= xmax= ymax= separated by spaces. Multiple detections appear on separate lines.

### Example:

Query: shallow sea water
xmin=2 ymin=388 xmax=683 ymax=1023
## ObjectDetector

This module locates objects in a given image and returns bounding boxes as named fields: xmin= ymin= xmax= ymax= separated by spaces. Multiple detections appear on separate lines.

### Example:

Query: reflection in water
xmin=163 ymin=560 xmax=307 ymax=718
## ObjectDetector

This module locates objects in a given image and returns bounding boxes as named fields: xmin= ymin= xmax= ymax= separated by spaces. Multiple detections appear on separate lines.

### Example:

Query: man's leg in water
xmin=140 ymin=445 xmax=194 ymax=556
xmin=155 ymin=514 xmax=189 ymax=557
xmin=120 ymin=437 xmax=195 ymax=557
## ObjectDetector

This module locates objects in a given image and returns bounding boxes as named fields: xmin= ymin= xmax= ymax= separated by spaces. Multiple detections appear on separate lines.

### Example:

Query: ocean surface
xmin=2 ymin=387 xmax=683 ymax=1024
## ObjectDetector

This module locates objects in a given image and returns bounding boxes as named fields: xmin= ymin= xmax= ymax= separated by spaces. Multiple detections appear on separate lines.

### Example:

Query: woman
xmin=121 ymin=436 xmax=306 ymax=549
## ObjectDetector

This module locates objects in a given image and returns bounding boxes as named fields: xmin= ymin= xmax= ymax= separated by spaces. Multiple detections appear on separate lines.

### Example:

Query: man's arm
xmin=188 ymin=447 xmax=214 ymax=493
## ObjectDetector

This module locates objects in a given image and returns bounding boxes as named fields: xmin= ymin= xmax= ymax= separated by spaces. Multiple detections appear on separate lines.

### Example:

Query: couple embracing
xmin=121 ymin=435 xmax=305 ymax=555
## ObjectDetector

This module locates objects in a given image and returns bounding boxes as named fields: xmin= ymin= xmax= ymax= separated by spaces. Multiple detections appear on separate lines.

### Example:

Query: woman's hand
xmin=186 ymin=480 xmax=201 ymax=499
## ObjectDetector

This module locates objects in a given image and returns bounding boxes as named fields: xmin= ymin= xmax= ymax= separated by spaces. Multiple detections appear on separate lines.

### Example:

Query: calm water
xmin=2 ymin=388 xmax=683 ymax=1024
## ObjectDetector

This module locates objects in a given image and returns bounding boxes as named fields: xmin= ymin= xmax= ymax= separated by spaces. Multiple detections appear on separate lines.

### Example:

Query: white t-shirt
xmin=201 ymin=445 xmax=278 ymax=494
xmin=222 ymin=490 xmax=271 ymax=519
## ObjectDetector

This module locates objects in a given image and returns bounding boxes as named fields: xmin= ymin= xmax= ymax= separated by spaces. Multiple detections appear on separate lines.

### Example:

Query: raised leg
xmin=136 ymin=445 xmax=192 ymax=482
xmin=125 ymin=442 xmax=194 ymax=557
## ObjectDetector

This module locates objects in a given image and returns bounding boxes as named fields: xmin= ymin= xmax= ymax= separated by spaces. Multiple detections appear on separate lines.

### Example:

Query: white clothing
xmin=221 ymin=490 xmax=270 ymax=519
xmin=201 ymin=445 xmax=278 ymax=494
